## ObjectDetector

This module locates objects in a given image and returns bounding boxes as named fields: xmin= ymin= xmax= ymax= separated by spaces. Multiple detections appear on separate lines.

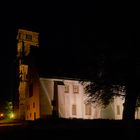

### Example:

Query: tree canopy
xmin=82 ymin=31 xmax=140 ymax=120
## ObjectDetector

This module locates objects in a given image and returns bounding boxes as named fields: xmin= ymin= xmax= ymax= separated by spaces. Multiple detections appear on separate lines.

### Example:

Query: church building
xmin=15 ymin=29 xmax=140 ymax=121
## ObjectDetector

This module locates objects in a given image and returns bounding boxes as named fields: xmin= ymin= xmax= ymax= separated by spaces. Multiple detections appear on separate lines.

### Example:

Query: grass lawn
xmin=0 ymin=118 xmax=139 ymax=140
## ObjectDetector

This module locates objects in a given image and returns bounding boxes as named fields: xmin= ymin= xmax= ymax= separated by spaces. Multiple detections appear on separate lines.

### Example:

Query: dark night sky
xmin=0 ymin=1 xmax=139 ymax=103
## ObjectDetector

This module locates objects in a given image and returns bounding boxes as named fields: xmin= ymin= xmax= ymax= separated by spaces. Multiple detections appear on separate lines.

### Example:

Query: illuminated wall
xmin=135 ymin=108 xmax=140 ymax=119
xmin=39 ymin=78 xmax=119 ymax=120
xmin=25 ymin=70 xmax=40 ymax=120
xmin=100 ymin=96 xmax=124 ymax=120
xmin=17 ymin=29 xmax=39 ymax=57
xmin=24 ymin=77 xmax=140 ymax=120
xmin=39 ymin=78 xmax=54 ymax=118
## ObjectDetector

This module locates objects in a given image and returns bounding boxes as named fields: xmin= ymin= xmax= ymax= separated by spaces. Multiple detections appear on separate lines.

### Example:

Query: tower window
xmin=27 ymin=104 xmax=30 ymax=110
xmin=18 ymin=33 xmax=22 ymax=40
xmin=33 ymin=102 xmax=35 ymax=108
xmin=26 ymin=34 xmax=32 ymax=41
xmin=29 ymin=83 xmax=33 ymax=97
xmin=30 ymin=113 xmax=32 ymax=118
xmin=34 ymin=112 xmax=36 ymax=120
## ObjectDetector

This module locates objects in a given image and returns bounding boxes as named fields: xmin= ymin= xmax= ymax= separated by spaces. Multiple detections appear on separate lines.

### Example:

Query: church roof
xmin=27 ymin=47 xmax=93 ymax=81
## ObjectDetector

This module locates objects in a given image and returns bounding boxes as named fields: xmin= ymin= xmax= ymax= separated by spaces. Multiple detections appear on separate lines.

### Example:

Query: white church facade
xmin=25 ymin=76 xmax=126 ymax=120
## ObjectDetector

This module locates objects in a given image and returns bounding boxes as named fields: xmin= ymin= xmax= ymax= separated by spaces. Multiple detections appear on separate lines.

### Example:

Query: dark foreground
xmin=0 ymin=118 xmax=139 ymax=140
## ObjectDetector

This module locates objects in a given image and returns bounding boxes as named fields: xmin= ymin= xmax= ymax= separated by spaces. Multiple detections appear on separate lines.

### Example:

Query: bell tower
xmin=17 ymin=29 xmax=39 ymax=120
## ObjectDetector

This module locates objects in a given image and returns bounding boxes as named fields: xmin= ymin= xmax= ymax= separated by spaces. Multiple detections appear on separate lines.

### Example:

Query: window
xmin=18 ymin=33 xmax=22 ymax=40
xmin=26 ymin=34 xmax=32 ymax=40
xmin=27 ymin=105 xmax=30 ymax=110
xmin=33 ymin=102 xmax=35 ymax=108
xmin=30 ymin=113 xmax=32 ymax=118
xmin=34 ymin=112 xmax=36 ymax=120
xmin=72 ymin=104 xmax=76 ymax=115
xmin=85 ymin=103 xmax=91 ymax=115
xmin=73 ymin=85 xmax=79 ymax=93
xmin=64 ymin=85 xmax=69 ymax=93
xmin=117 ymin=105 xmax=120 ymax=115
xmin=25 ymin=74 xmax=28 ymax=81
xmin=29 ymin=83 xmax=33 ymax=97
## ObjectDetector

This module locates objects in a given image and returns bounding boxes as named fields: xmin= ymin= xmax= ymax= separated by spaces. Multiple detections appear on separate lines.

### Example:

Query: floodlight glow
xmin=9 ymin=113 xmax=15 ymax=119
xmin=0 ymin=113 xmax=4 ymax=117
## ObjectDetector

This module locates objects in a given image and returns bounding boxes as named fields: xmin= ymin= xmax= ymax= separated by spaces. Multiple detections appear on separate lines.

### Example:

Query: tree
xmin=4 ymin=101 xmax=15 ymax=119
xmin=82 ymin=32 xmax=140 ymax=120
